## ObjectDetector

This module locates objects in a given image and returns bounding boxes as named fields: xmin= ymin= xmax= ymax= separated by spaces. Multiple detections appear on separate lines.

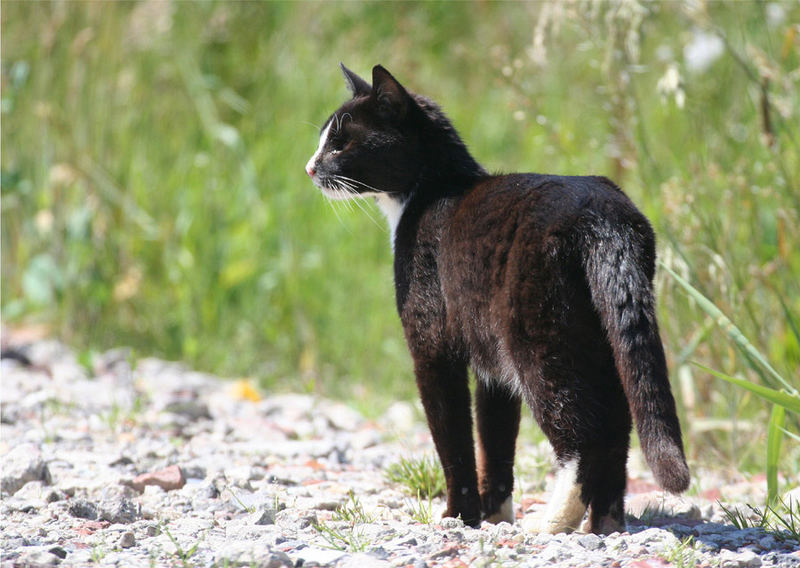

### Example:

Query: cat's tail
xmin=582 ymin=214 xmax=690 ymax=494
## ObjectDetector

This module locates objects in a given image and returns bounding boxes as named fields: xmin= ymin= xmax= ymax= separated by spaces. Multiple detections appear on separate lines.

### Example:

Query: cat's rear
xmin=307 ymin=64 xmax=689 ymax=534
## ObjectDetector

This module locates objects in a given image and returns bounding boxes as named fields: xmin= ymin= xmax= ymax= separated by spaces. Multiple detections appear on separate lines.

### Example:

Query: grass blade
xmin=693 ymin=363 xmax=800 ymax=414
xmin=767 ymin=405 xmax=786 ymax=506
xmin=662 ymin=264 xmax=796 ymax=394
xmin=776 ymin=293 xmax=800 ymax=348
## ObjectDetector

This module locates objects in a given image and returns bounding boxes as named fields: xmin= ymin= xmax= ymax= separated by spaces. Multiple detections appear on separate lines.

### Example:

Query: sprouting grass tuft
xmin=385 ymin=455 xmax=446 ymax=500
xmin=161 ymin=522 xmax=201 ymax=568
xmin=719 ymin=498 xmax=800 ymax=544
xmin=331 ymin=491 xmax=376 ymax=524
xmin=407 ymin=490 xmax=435 ymax=525
xmin=661 ymin=536 xmax=708 ymax=568
xmin=312 ymin=491 xmax=377 ymax=552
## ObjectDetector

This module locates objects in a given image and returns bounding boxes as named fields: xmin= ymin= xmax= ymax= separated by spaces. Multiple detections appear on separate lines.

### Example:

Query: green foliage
xmin=332 ymin=491 xmax=376 ymax=524
xmin=662 ymin=536 xmax=708 ymax=568
xmin=385 ymin=455 xmax=446 ymax=500
xmin=2 ymin=2 xmax=799 ymax=473
xmin=161 ymin=522 xmax=201 ymax=568
xmin=664 ymin=263 xmax=798 ymax=503
xmin=719 ymin=498 xmax=800 ymax=544
xmin=312 ymin=520 xmax=369 ymax=553
xmin=407 ymin=490 xmax=436 ymax=525
xmin=313 ymin=491 xmax=376 ymax=552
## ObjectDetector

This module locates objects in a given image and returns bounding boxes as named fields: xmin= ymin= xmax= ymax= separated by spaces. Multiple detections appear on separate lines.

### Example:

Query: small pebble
xmin=118 ymin=531 xmax=136 ymax=548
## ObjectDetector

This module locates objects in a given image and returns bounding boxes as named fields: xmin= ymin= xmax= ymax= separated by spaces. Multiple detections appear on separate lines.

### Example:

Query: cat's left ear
xmin=340 ymin=63 xmax=371 ymax=97
xmin=372 ymin=65 xmax=408 ymax=120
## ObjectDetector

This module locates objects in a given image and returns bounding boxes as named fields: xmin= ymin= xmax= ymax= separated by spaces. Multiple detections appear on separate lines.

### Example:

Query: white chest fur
xmin=374 ymin=194 xmax=408 ymax=251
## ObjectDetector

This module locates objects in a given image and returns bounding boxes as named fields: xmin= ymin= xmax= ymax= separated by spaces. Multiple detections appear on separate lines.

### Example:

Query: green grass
xmin=661 ymin=536 xmax=711 ymax=568
xmin=407 ymin=491 xmax=436 ymax=526
xmin=312 ymin=491 xmax=377 ymax=551
xmin=160 ymin=522 xmax=201 ymax=568
xmin=720 ymin=497 xmax=800 ymax=545
xmin=331 ymin=491 xmax=376 ymax=525
xmin=2 ymin=3 xmax=798 ymax=477
xmin=385 ymin=455 xmax=446 ymax=500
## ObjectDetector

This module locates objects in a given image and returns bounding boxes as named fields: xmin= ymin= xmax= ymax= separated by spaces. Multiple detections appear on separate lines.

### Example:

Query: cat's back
xmin=451 ymin=172 xmax=638 ymax=236
xmin=442 ymin=173 xmax=646 ymax=271
xmin=440 ymin=171 xmax=654 ymax=313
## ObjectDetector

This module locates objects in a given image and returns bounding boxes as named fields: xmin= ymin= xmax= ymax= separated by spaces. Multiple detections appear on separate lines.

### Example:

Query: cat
xmin=306 ymin=64 xmax=689 ymax=534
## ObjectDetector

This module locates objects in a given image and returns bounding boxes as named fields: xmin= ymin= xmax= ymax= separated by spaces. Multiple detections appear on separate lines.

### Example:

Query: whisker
xmin=326 ymin=176 xmax=387 ymax=232
xmin=335 ymin=175 xmax=385 ymax=194
xmin=333 ymin=178 xmax=386 ymax=232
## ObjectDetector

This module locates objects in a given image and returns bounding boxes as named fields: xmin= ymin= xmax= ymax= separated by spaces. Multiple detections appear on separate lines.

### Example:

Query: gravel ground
xmin=1 ymin=333 xmax=799 ymax=568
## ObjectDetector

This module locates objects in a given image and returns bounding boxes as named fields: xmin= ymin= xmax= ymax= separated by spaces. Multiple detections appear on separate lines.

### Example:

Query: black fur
xmin=307 ymin=65 xmax=689 ymax=533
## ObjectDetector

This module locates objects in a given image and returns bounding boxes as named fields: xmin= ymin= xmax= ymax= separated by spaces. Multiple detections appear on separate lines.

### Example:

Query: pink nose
xmin=306 ymin=166 xmax=316 ymax=177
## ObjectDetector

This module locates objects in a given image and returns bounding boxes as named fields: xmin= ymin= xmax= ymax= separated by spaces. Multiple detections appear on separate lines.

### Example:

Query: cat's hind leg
xmin=521 ymin=456 xmax=587 ymax=533
xmin=576 ymin=383 xmax=631 ymax=534
xmin=475 ymin=380 xmax=521 ymax=524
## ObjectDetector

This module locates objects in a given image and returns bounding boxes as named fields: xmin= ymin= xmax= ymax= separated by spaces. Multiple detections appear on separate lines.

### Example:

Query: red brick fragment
xmin=131 ymin=465 xmax=186 ymax=492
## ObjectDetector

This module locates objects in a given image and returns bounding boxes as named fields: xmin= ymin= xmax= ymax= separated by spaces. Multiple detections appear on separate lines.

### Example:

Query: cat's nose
xmin=305 ymin=164 xmax=316 ymax=178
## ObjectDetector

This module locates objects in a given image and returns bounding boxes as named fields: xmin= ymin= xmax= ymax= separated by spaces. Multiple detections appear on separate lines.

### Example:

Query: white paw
xmin=484 ymin=495 xmax=514 ymax=524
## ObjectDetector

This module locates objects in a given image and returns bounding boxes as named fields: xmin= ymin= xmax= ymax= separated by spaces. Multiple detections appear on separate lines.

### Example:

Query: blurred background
xmin=2 ymin=1 xmax=798 ymax=475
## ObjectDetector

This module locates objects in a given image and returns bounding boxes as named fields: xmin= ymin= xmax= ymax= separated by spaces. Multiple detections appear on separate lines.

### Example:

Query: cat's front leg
xmin=413 ymin=356 xmax=482 ymax=527
xmin=475 ymin=380 xmax=521 ymax=523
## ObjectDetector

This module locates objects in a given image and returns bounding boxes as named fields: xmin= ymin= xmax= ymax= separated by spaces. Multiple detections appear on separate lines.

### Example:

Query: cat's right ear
xmin=340 ymin=63 xmax=371 ymax=97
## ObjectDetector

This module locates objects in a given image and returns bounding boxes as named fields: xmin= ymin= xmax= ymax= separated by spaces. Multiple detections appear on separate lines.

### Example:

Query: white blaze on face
xmin=306 ymin=121 xmax=332 ymax=178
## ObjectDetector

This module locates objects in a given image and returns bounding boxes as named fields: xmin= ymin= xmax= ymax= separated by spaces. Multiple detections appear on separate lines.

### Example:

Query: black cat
xmin=306 ymin=64 xmax=689 ymax=534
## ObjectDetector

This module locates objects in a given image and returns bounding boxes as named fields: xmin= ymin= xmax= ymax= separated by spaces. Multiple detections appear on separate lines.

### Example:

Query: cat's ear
xmin=372 ymin=65 xmax=408 ymax=119
xmin=340 ymin=63 xmax=371 ymax=97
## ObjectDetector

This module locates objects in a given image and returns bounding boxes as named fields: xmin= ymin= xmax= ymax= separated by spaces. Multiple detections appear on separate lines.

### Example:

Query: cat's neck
xmin=413 ymin=97 xmax=488 ymax=194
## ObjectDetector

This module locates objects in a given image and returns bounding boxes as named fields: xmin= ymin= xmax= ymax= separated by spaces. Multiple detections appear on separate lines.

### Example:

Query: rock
xmin=338 ymin=552 xmax=393 ymax=567
xmin=13 ymin=547 xmax=62 ymax=566
xmin=578 ymin=533 xmax=604 ymax=550
xmin=539 ymin=543 xmax=563 ymax=563
xmin=215 ymin=543 xmax=293 ymax=567
xmin=626 ymin=492 xmax=702 ymax=521
xmin=719 ymin=549 xmax=762 ymax=568
xmin=318 ymin=400 xmax=363 ymax=431
xmin=118 ymin=531 xmax=136 ymax=548
xmin=163 ymin=398 xmax=212 ymax=421
xmin=1 ymin=443 xmax=52 ymax=495
xmin=295 ymin=547 xmax=346 ymax=566
xmin=67 ymin=498 xmax=98 ymax=520
xmin=251 ymin=507 xmax=277 ymax=525
xmin=99 ymin=498 xmax=139 ymax=524
xmin=130 ymin=465 xmax=186 ymax=492
xmin=440 ymin=517 xmax=464 ymax=529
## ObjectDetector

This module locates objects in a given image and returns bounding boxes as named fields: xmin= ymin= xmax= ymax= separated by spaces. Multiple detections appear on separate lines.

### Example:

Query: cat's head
xmin=305 ymin=64 xmax=425 ymax=200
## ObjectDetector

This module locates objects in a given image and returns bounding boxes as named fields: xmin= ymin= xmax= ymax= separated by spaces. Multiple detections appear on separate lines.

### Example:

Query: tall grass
xmin=2 ymin=2 xmax=798 ymax=476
